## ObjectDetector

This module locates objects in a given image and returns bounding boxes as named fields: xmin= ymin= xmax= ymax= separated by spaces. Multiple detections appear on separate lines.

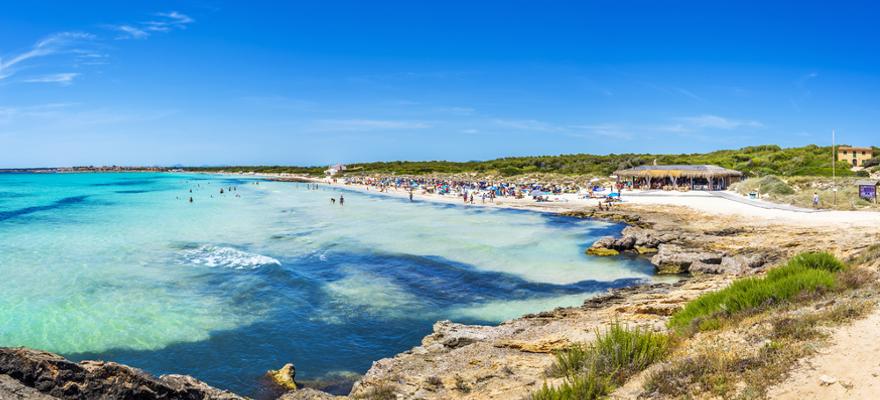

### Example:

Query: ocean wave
xmin=179 ymin=245 xmax=281 ymax=269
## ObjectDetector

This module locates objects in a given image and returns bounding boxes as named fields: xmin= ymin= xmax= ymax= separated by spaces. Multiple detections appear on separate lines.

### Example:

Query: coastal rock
xmin=268 ymin=363 xmax=298 ymax=391
xmin=0 ymin=374 xmax=58 ymax=400
xmin=690 ymin=254 xmax=769 ymax=275
xmin=278 ymin=388 xmax=343 ymax=399
xmin=635 ymin=246 xmax=658 ymax=255
xmin=650 ymin=244 xmax=723 ymax=274
xmin=621 ymin=226 xmax=661 ymax=248
xmin=0 ymin=347 xmax=243 ymax=400
xmin=586 ymin=247 xmax=620 ymax=256
xmin=423 ymin=321 xmax=493 ymax=350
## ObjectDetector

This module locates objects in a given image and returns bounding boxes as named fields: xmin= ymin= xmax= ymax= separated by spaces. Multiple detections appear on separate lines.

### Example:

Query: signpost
xmin=857 ymin=180 xmax=879 ymax=203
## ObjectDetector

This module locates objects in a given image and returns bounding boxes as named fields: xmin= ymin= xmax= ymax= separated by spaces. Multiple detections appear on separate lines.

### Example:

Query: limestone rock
xmin=423 ymin=321 xmax=493 ymax=349
xmin=651 ymin=244 xmax=723 ymax=274
xmin=587 ymin=247 xmax=620 ymax=256
xmin=635 ymin=246 xmax=658 ymax=255
xmin=494 ymin=338 xmax=570 ymax=353
xmin=278 ymin=388 xmax=343 ymax=399
xmin=819 ymin=374 xmax=837 ymax=386
xmin=0 ymin=347 xmax=243 ymax=400
xmin=268 ymin=363 xmax=298 ymax=391
xmin=690 ymin=254 xmax=768 ymax=275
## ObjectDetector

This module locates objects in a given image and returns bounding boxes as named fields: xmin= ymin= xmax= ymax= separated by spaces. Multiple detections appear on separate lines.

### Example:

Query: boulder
xmin=691 ymin=254 xmax=768 ymax=275
xmin=0 ymin=347 xmax=243 ymax=400
xmin=621 ymin=226 xmax=661 ymax=248
xmin=268 ymin=363 xmax=297 ymax=391
xmin=650 ymin=244 xmax=723 ymax=274
xmin=587 ymin=247 xmax=620 ymax=256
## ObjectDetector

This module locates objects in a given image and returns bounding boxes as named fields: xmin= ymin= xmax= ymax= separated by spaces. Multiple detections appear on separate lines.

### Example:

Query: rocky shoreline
xmin=4 ymin=203 xmax=875 ymax=399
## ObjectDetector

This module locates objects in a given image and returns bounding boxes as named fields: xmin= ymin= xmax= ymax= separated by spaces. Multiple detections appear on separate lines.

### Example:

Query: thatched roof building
xmin=614 ymin=165 xmax=743 ymax=190
xmin=614 ymin=165 xmax=742 ymax=179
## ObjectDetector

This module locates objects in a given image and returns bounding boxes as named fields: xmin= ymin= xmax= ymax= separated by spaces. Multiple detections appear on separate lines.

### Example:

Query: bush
xmin=535 ymin=323 xmax=670 ymax=399
xmin=668 ymin=252 xmax=843 ymax=332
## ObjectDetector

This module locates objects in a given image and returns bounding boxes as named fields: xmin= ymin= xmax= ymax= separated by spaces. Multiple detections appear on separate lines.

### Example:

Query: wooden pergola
xmin=614 ymin=165 xmax=744 ymax=191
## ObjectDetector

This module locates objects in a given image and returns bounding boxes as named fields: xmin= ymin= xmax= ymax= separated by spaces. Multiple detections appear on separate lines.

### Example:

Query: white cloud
xmin=111 ymin=11 xmax=195 ymax=40
xmin=677 ymin=115 xmax=763 ymax=130
xmin=312 ymin=119 xmax=431 ymax=131
xmin=571 ymin=124 xmax=633 ymax=140
xmin=493 ymin=119 xmax=563 ymax=132
xmin=0 ymin=32 xmax=94 ymax=80
xmin=23 ymin=72 xmax=80 ymax=86
xmin=113 ymin=25 xmax=149 ymax=39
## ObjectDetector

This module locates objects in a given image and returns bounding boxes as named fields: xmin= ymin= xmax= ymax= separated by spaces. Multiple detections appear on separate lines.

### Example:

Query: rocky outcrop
xmin=650 ymin=244 xmax=724 ymax=274
xmin=0 ymin=347 xmax=243 ymax=400
xmin=690 ymin=254 xmax=769 ymax=275
xmin=268 ymin=363 xmax=298 ymax=391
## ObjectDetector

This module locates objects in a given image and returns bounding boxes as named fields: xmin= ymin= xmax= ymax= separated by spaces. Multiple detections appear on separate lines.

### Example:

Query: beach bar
xmin=614 ymin=165 xmax=743 ymax=191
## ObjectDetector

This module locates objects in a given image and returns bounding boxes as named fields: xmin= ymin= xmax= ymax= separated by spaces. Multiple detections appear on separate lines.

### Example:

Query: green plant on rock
xmin=534 ymin=323 xmax=670 ymax=400
xmin=668 ymin=252 xmax=844 ymax=332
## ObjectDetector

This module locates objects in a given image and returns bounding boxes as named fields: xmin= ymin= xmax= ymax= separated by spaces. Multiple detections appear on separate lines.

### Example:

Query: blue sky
xmin=1 ymin=1 xmax=878 ymax=167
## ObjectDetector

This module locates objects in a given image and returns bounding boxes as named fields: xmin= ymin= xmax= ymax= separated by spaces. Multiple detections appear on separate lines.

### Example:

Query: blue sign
xmin=860 ymin=185 xmax=877 ymax=201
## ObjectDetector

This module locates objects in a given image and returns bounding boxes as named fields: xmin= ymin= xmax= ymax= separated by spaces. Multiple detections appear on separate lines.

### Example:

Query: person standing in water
xmin=339 ymin=195 xmax=344 ymax=206
xmin=409 ymin=191 xmax=413 ymax=201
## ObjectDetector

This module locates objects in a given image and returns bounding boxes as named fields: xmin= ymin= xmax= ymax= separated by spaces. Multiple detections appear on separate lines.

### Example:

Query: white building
xmin=325 ymin=164 xmax=346 ymax=176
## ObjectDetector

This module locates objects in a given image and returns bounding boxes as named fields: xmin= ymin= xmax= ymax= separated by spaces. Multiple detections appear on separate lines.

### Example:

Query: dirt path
xmin=768 ymin=308 xmax=880 ymax=399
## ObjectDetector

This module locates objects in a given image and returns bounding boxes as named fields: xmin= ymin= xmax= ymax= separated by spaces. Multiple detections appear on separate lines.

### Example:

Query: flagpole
xmin=832 ymin=129 xmax=837 ymax=206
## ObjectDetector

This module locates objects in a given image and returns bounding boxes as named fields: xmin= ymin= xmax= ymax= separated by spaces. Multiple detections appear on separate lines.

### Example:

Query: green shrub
xmin=536 ymin=323 xmax=670 ymax=399
xmin=530 ymin=370 xmax=613 ymax=400
xmin=787 ymin=251 xmax=847 ymax=273
xmin=668 ymin=252 xmax=843 ymax=332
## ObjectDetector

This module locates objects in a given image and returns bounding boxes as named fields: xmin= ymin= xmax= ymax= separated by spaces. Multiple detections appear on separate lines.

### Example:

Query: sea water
xmin=0 ymin=172 xmax=665 ymax=396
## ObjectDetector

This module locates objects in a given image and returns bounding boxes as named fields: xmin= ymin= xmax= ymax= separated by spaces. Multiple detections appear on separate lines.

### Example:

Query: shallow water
xmin=0 ymin=172 xmax=666 ymax=396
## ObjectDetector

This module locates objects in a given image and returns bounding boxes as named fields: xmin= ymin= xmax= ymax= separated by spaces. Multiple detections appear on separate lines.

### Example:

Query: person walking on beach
xmin=812 ymin=193 xmax=820 ymax=208
xmin=409 ymin=191 xmax=413 ymax=202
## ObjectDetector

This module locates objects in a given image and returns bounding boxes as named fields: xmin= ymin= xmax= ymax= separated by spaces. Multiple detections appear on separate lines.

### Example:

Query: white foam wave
xmin=180 ymin=245 xmax=281 ymax=269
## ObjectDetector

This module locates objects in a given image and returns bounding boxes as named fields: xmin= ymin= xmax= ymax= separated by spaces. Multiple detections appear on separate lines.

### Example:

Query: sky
xmin=1 ymin=1 xmax=879 ymax=167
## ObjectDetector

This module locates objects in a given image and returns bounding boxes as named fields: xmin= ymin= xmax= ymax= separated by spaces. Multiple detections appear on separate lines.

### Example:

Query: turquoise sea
xmin=0 ymin=172 xmax=664 ymax=396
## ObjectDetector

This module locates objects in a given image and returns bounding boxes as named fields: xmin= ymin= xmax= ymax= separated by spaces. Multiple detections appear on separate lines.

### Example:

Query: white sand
xmin=768 ymin=309 xmax=880 ymax=399
xmin=288 ymin=176 xmax=880 ymax=228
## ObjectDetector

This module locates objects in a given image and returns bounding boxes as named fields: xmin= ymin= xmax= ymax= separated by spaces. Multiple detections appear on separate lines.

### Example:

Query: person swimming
xmin=188 ymin=197 xmax=193 ymax=203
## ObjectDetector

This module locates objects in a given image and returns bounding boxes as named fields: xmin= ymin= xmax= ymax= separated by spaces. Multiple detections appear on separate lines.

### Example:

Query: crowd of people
xmin=329 ymin=175 xmax=622 ymax=204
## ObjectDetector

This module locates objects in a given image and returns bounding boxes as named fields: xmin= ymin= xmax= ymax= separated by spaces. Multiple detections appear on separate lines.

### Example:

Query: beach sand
xmin=273 ymin=175 xmax=880 ymax=228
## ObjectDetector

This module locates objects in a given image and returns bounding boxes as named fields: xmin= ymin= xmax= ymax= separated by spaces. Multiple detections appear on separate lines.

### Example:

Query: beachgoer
xmin=331 ymin=198 xmax=336 ymax=204
xmin=409 ymin=191 xmax=413 ymax=201
xmin=339 ymin=195 xmax=344 ymax=206
xmin=812 ymin=193 xmax=820 ymax=208
xmin=188 ymin=197 xmax=193 ymax=203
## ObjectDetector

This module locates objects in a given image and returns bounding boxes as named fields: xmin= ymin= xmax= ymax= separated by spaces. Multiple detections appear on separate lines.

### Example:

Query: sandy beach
xmin=267 ymin=174 xmax=880 ymax=228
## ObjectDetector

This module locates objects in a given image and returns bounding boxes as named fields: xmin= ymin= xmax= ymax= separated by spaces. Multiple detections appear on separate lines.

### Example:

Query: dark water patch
xmin=0 ymin=195 xmax=89 ymax=222
xmin=0 ymin=191 xmax=30 ymax=199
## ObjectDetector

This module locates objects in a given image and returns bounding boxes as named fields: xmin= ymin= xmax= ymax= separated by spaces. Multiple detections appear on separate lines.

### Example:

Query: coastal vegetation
xmin=187 ymin=144 xmax=878 ymax=178
xmin=531 ymin=251 xmax=878 ymax=399
xmin=668 ymin=252 xmax=845 ymax=333
xmin=732 ymin=175 xmax=880 ymax=210
xmin=532 ymin=323 xmax=671 ymax=400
